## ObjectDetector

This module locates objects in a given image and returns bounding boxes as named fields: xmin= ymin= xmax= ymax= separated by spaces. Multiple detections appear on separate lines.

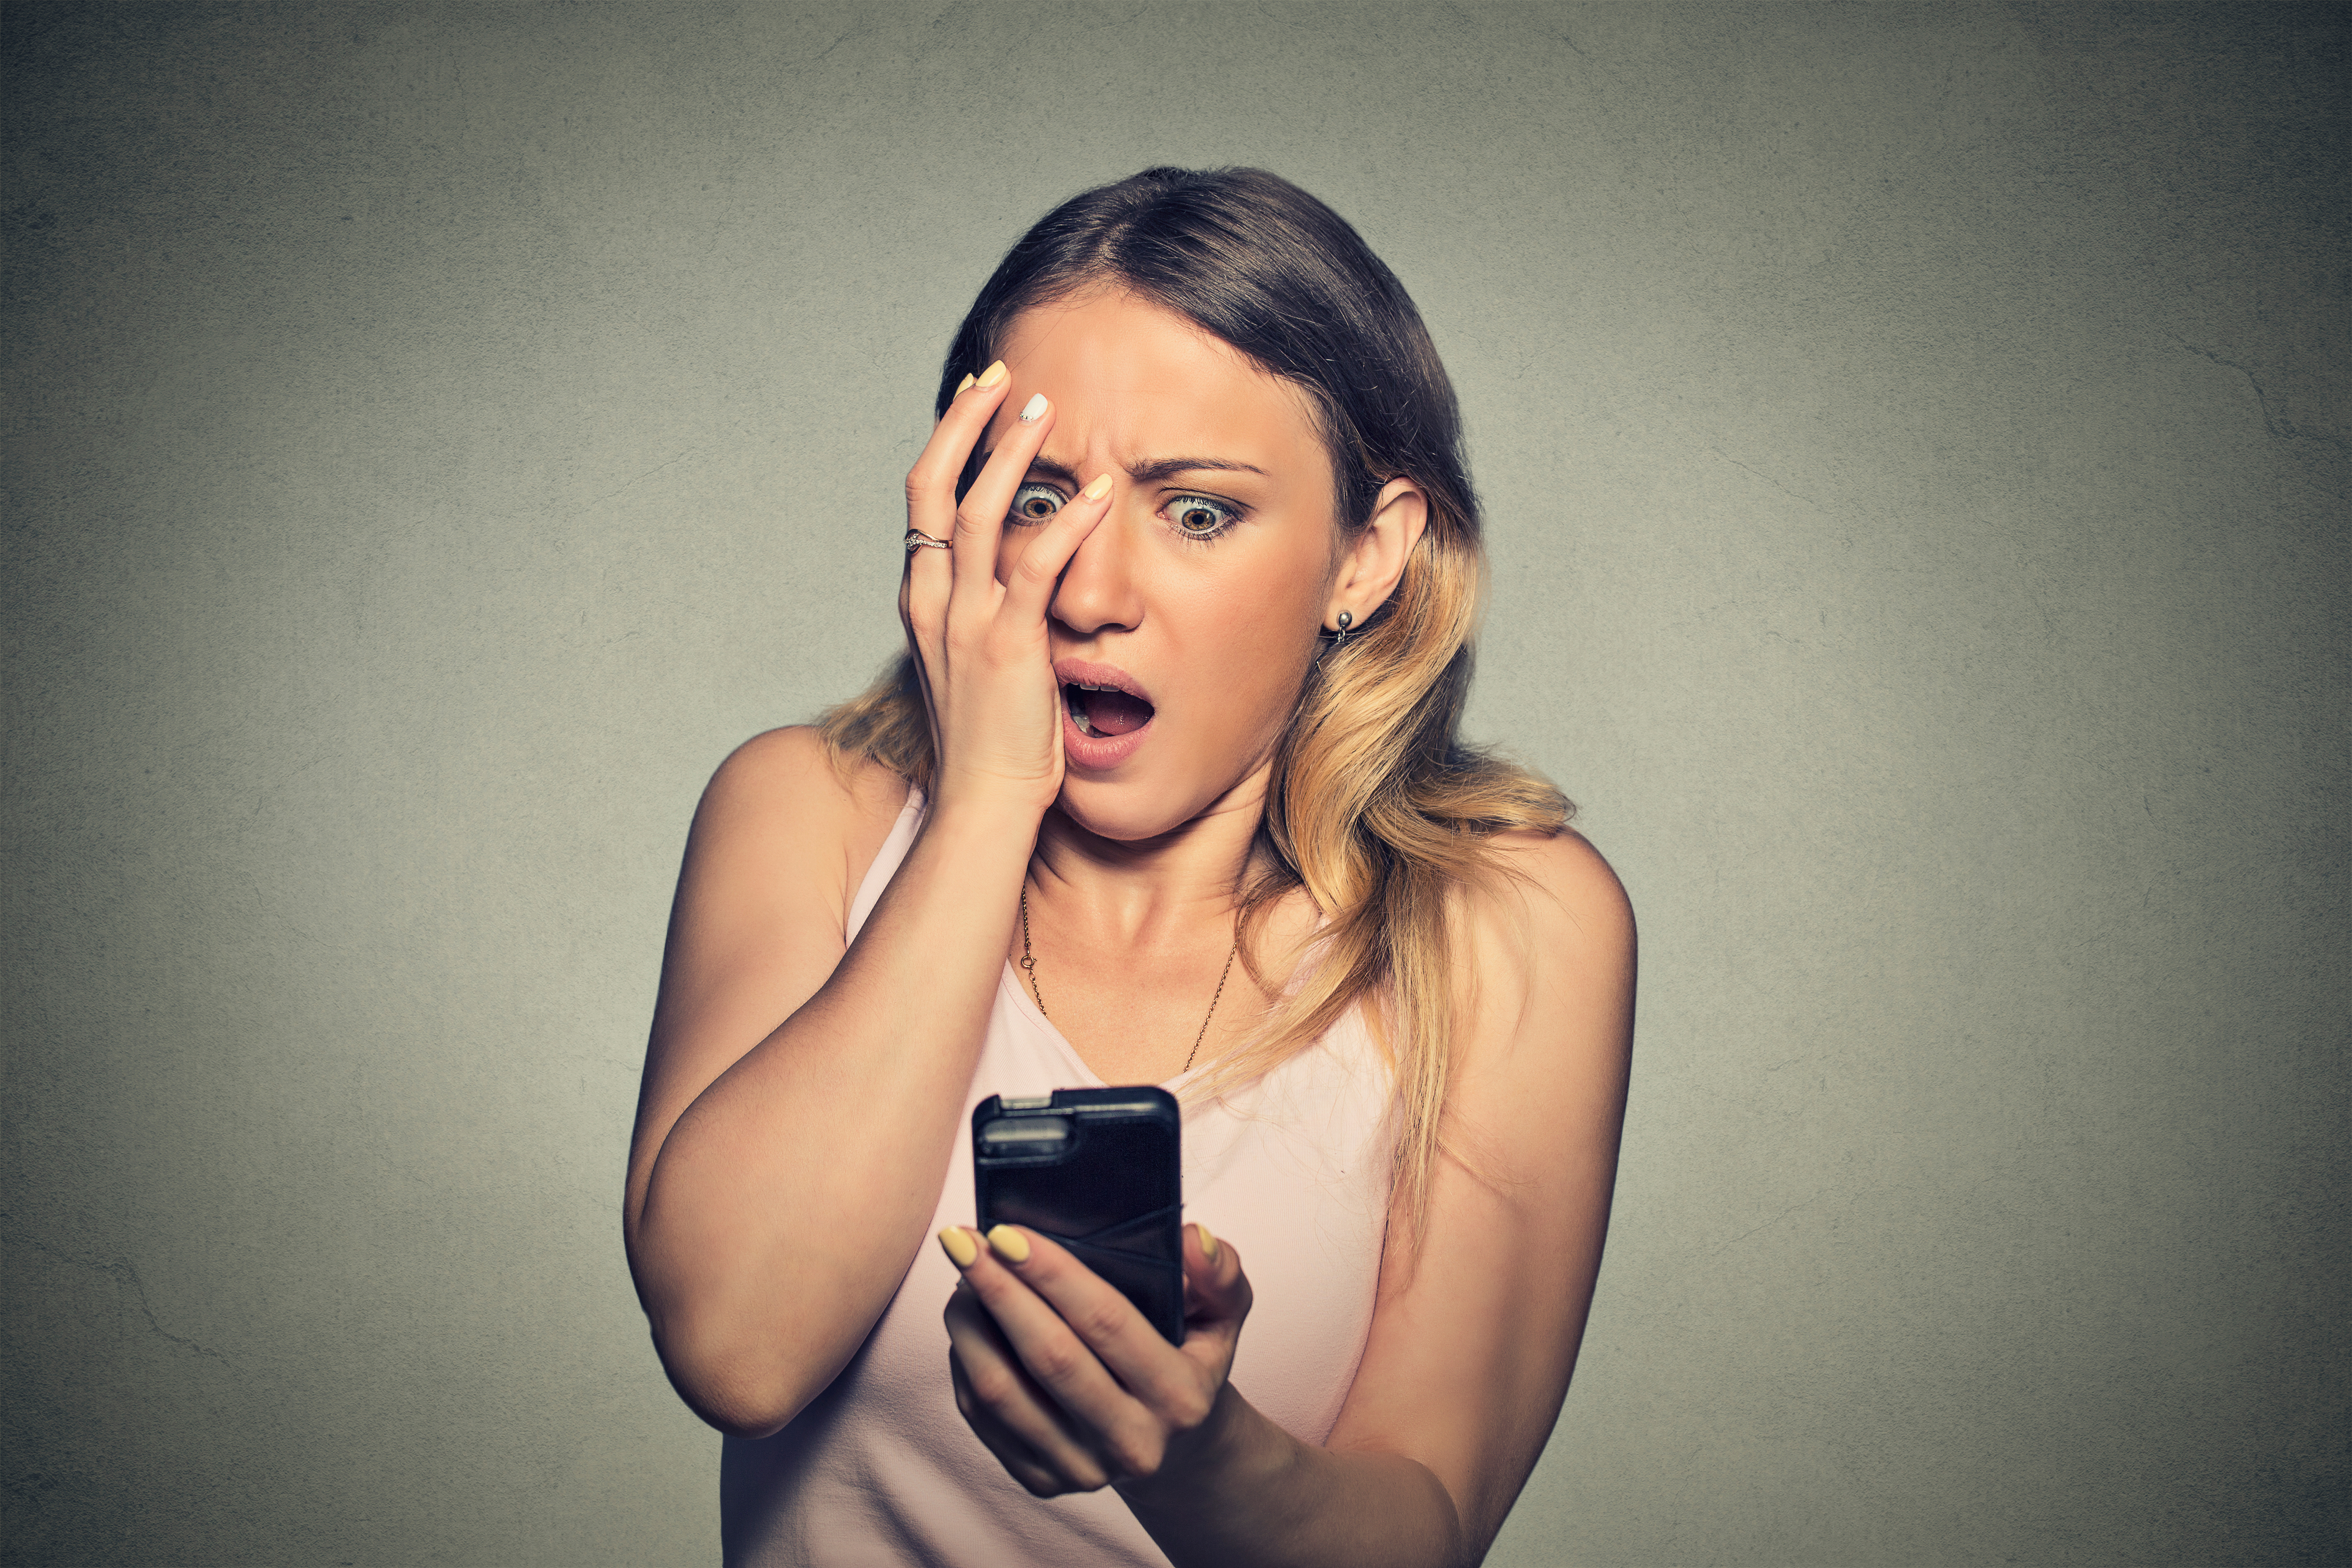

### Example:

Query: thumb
xmin=1182 ymin=1223 xmax=1252 ymax=1329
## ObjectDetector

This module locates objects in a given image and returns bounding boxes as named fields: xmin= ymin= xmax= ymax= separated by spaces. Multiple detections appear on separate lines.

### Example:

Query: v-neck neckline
xmin=882 ymin=790 xmax=1234 ymax=1096
xmin=998 ymin=958 xmax=1207 ymax=1096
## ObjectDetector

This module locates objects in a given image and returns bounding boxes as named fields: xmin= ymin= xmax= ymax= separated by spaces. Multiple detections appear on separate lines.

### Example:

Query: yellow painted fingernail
xmin=955 ymin=373 xmax=976 ymax=394
xmin=1082 ymin=472 xmax=1114 ymax=501
xmin=1196 ymin=1223 xmax=1218 ymax=1262
xmin=938 ymin=1227 xmax=978 ymax=1268
xmin=975 ymin=361 xmax=1009 ymax=390
xmin=986 ymin=1225 xmax=1031 ymax=1264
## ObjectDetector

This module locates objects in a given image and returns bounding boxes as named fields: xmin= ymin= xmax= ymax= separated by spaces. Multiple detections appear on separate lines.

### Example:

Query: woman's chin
xmin=1051 ymin=781 xmax=1175 ymax=844
xmin=1051 ymin=764 xmax=1205 ymax=847
xmin=1054 ymin=765 xmax=1274 ymax=851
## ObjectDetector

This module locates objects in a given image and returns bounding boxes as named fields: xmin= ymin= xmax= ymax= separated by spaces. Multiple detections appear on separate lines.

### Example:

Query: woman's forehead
xmin=993 ymin=292 xmax=1322 ymax=464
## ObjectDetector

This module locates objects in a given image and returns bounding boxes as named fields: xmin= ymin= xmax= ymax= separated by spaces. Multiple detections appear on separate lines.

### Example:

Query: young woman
xmin=624 ymin=167 xmax=1635 ymax=1568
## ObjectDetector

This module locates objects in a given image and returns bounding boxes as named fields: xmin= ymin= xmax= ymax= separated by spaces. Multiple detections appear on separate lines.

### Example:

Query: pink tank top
xmin=720 ymin=791 xmax=1399 ymax=1566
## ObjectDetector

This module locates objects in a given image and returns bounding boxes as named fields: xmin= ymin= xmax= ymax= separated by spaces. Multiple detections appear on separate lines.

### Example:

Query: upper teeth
xmin=1074 ymin=682 xmax=1124 ymax=693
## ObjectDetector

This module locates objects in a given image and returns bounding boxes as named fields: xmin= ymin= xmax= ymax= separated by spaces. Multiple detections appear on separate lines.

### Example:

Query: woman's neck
xmin=1027 ymin=769 xmax=1273 ymax=952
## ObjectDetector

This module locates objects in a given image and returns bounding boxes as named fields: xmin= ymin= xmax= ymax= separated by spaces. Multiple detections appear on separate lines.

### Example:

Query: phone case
xmin=971 ymin=1086 xmax=1185 ymax=1343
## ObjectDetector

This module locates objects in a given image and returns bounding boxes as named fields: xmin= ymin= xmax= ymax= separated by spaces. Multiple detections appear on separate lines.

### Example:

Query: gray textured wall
xmin=4 ymin=3 xmax=2345 ymax=1564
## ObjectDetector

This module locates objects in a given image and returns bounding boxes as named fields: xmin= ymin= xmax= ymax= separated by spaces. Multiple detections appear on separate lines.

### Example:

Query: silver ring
xmin=904 ymin=529 xmax=951 ymax=553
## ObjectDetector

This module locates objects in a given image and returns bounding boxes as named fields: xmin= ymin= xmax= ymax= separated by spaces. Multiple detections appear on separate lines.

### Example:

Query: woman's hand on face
xmin=900 ymin=365 xmax=1114 ymax=819
xmin=939 ymin=1222 xmax=1250 ymax=1496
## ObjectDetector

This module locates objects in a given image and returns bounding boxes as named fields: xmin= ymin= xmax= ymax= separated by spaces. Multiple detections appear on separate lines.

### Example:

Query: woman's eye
xmin=1010 ymin=482 xmax=1065 ymax=523
xmin=1167 ymin=494 xmax=1239 ymax=538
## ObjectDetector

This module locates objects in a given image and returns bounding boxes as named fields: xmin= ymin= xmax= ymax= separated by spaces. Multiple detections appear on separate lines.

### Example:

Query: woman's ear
xmin=1324 ymin=477 xmax=1429 ymax=631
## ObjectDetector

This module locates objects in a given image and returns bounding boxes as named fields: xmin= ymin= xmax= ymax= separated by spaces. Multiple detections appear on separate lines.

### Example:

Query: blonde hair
xmin=820 ymin=168 xmax=1572 ymax=1242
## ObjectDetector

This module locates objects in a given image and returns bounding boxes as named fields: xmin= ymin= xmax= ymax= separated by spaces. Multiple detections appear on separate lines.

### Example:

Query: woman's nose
xmin=1048 ymin=497 xmax=1144 ymax=636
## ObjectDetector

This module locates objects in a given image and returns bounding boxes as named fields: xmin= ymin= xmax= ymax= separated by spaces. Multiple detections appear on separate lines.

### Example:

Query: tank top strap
xmin=845 ymin=786 xmax=926 ymax=943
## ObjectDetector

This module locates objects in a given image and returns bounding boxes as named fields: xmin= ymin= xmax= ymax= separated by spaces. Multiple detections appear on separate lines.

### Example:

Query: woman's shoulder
xmin=1454 ymin=826 xmax=1636 ymax=1057
xmin=1475 ymin=826 xmax=1634 ymax=950
xmin=701 ymin=724 xmax=909 ymax=831
xmin=705 ymin=724 xmax=906 ymax=811
xmin=691 ymin=726 xmax=912 ymax=919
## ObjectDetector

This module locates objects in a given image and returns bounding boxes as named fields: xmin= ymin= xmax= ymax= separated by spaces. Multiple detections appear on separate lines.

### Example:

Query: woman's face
xmin=982 ymin=290 xmax=1343 ymax=844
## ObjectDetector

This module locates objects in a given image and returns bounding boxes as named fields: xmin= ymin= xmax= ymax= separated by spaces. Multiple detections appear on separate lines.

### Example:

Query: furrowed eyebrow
xmin=1126 ymin=456 xmax=1267 ymax=485
xmin=1012 ymin=454 xmax=1267 ymax=488
xmin=1020 ymin=455 xmax=1084 ymax=488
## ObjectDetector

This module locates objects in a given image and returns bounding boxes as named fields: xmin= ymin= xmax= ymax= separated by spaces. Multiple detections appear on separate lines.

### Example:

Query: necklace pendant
xmin=1023 ymin=876 xmax=1238 ymax=1073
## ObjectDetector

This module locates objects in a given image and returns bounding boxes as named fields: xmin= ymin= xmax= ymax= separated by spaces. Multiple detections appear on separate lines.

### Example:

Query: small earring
xmin=1330 ymin=610 xmax=1353 ymax=647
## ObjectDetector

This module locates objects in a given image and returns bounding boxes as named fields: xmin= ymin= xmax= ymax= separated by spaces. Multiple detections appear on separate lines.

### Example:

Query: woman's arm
xmin=940 ymin=826 xmax=1635 ymax=1565
xmin=624 ymin=727 xmax=1037 ymax=1437
xmin=1300 ymin=828 xmax=1636 ymax=1561
xmin=624 ymin=368 xmax=1114 ymax=1439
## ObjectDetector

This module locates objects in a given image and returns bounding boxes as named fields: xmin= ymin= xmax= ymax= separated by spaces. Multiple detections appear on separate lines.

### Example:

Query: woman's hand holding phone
xmin=939 ymin=1222 xmax=1252 ymax=1497
xmin=900 ymin=364 xmax=1114 ymax=820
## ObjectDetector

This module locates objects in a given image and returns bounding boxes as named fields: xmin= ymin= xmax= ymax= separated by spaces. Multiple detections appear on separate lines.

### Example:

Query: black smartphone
xmin=971 ymin=1086 xmax=1185 ymax=1343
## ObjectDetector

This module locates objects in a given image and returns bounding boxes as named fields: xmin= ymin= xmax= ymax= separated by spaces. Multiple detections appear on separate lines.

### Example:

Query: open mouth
xmin=1062 ymin=680 xmax=1155 ymax=739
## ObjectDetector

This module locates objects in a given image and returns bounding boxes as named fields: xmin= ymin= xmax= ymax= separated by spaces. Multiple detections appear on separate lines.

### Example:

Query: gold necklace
xmin=1020 ymin=882 xmax=1240 ymax=1074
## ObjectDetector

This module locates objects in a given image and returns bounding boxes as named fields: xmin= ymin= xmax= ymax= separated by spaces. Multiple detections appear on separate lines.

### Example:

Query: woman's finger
xmin=947 ymin=1353 xmax=1066 ymax=1496
xmin=944 ymin=1283 xmax=1112 ymax=1491
xmin=901 ymin=536 xmax=951 ymax=656
xmin=1000 ymin=469 xmax=1114 ymax=625
xmin=947 ymin=1226 xmax=1203 ymax=1484
xmin=933 ymin=368 xmax=979 ymax=425
xmin=979 ymin=1225 xmax=1214 ymax=1434
xmin=904 ymin=362 xmax=1010 ymax=540
xmin=950 ymin=1232 xmax=1143 ymax=1420
xmin=1176 ymin=1223 xmax=1252 ymax=1367
xmin=902 ymin=370 xmax=1003 ymax=628
xmin=949 ymin=390 xmax=1057 ymax=608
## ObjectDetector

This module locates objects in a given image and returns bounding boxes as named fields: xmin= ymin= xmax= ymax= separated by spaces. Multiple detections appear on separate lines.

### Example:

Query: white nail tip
xmin=1018 ymin=394 xmax=1048 ymax=423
